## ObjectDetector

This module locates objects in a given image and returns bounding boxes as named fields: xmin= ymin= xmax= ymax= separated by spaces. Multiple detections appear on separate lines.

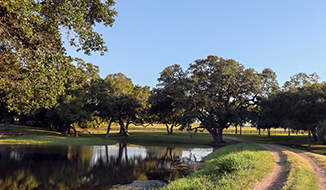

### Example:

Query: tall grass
xmin=161 ymin=143 xmax=274 ymax=190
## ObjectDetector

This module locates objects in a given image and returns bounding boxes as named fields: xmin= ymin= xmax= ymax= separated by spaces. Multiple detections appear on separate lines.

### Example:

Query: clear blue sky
xmin=65 ymin=0 xmax=326 ymax=88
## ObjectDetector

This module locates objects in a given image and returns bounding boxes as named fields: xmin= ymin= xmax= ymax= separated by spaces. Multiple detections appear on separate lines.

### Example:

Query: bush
xmin=212 ymin=151 xmax=257 ymax=173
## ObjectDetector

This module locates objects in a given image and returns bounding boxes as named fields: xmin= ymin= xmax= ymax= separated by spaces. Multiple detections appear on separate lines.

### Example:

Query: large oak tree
xmin=181 ymin=55 xmax=278 ymax=143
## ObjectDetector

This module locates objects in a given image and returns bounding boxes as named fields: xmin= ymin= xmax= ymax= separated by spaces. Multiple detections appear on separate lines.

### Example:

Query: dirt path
xmin=223 ymin=137 xmax=287 ymax=190
xmin=253 ymin=144 xmax=287 ymax=190
xmin=269 ymin=145 xmax=326 ymax=190
xmin=297 ymin=153 xmax=326 ymax=189
xmin=224 ymin=136 xmax=326 ymax=190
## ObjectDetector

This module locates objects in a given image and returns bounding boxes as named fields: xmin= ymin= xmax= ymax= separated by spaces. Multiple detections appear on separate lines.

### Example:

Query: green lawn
xmin=2 ymin=124 xmax=326 ymax=154
xmin=0 ymin=125 xmax=239 ymax=147
xmin=0 ymin=125 xmax=117 ymax=145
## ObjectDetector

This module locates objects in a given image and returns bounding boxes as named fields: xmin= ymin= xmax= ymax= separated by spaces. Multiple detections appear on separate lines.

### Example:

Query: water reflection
xmin=0 ymin=144 xmax=213 ymax=190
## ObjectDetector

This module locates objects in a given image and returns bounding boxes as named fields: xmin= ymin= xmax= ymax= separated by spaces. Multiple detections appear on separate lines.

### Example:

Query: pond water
xmin=0 ymin=144 xmax=213 ymax=190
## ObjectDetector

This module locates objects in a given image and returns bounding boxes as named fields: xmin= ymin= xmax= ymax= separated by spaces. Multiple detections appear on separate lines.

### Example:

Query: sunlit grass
xmin=105 ymin=132 xmax=238 ymax=148
xmin=161 ymin=143 xmax=274 ymax=190
xmin=304 ymin=152 xmax=326 ymax=173
xmin=281 ymin=150 xmax=318 ymax=190
xmin=0 ymin=125 xmax=117 ymax=145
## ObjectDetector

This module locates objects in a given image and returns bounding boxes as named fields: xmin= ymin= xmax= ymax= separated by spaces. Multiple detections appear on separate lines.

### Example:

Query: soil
xmin=297 ymin=153 xmax=326 ymax=189
xmin=253 ymin=144 xmax=287 ymax=190
xmin=224 ymin=137 xmax=287 ymax=190
xmin=223 ymin=136 xmax=326 ymax=190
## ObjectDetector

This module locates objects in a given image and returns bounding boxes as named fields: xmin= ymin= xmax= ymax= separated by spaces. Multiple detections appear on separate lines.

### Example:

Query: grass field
xmin=0 ymin=125 xmax=117 ymax=145
xmin=0 ymin=125 xmax=239 ymax=147
xmin=1 ymin=124 xmax=326 ymax=154
xmin=79 ymin=123 xmax=306 ymax=136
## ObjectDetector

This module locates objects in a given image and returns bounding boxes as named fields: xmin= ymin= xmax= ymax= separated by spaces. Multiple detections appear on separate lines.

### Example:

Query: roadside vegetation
xmin=161 ymin=143 xmax=274 ymax=190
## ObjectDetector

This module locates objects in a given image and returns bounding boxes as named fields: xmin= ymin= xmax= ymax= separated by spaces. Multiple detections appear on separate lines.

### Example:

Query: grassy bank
xmin=161 ymin=143 xmax=274 ymax=190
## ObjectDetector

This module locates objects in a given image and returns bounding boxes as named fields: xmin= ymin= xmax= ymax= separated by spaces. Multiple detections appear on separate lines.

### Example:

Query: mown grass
xmin=79 ymin=123 xmax=300 ymax=135
xmin=161 ymin=143 xmax=274 ymax=190
xmin=82 ymin=131 xmax=238 ymax=148
xmin=0 ymin=125 xmax=238 ymax=147
xmin=0 ymin=125 xmax=117 ymax=145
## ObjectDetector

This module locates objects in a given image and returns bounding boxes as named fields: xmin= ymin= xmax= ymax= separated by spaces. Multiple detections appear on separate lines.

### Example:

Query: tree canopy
xmin=0 ymin=0 xmax=117 ymax=115
xmin=181 ymin=55 xmax=278 ymax=143
xmin=149 ymin=64 xmax=186 ymax=135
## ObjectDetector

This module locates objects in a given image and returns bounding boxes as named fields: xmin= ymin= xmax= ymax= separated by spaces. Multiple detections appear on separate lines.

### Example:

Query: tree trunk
xmin=165 ymin=124 xmax=174 ymax=135
xmin=288 ymin=128 xmax=290 ymax=136
xmin=240 ymin=126 xmax=242 ymax=135
xmin=70 ymin=124 xmax=78 ymax=137
xmin=308 ymin=130 xmax=311 ymax=151
xmin=267 ymin=128 xmax=271 ymax=137
xmin=208 ymin=127 xmax=225 ymax=143
xmin=217 ymin=127 xmax=225 ymax=143
xmin=258 ymin=128 xmax=261 ymax=135
xmin=126 ymin=120 xmax=130 ymax=131
xmin=3 ymin=116 xmax=12 ymax=129
xmin=208 ymin=128 xmax=218 ymax=143
xmin=119 ymin=125 xmax=123 ymax=134
xmin=312 ymin=132 xmax=318 ymax=141
xmin=61 ymin=123 xmax=69 ymax=136
xmin=105 ymin=121 xmax=112 ymax=139
xmin=235 ymin=125 xmax=237 ymax=134
xmin=165 ymin=124 xmax=170 ymax=134
xmin=119 ymin=119 xmax=129 ymax=136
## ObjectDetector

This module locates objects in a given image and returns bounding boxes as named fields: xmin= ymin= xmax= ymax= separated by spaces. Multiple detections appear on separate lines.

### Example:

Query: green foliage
xmin=258 ymin=76 xmax=326 ymax=137
xmin=76 ymin=116 xmax=106 ymax=129
xmin=180 ymin=55 xmax=278 ymax=142
xmin=0 ymin=0 xmax=117 ymax=115
xmin=92 ymin=73 xmax=151 ymax=136
xmin=149 ymin=64 xmax=186 ymax=134
xmin=283 ymin=72 xmax=320 ymax=92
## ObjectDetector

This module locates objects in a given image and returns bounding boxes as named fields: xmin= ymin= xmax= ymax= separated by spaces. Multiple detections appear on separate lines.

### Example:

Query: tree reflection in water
xmin=0 ymin=143 xmax=212 ymax=189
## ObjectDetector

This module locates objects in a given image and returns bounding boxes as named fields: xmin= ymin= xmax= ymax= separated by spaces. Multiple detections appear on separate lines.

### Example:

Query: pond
xmin=0 ymin=144 xmax=213 ymax=189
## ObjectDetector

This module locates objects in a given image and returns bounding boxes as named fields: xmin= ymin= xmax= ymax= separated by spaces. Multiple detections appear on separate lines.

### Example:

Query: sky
xmin=65 ymin=0 xmax=326 ymax=88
